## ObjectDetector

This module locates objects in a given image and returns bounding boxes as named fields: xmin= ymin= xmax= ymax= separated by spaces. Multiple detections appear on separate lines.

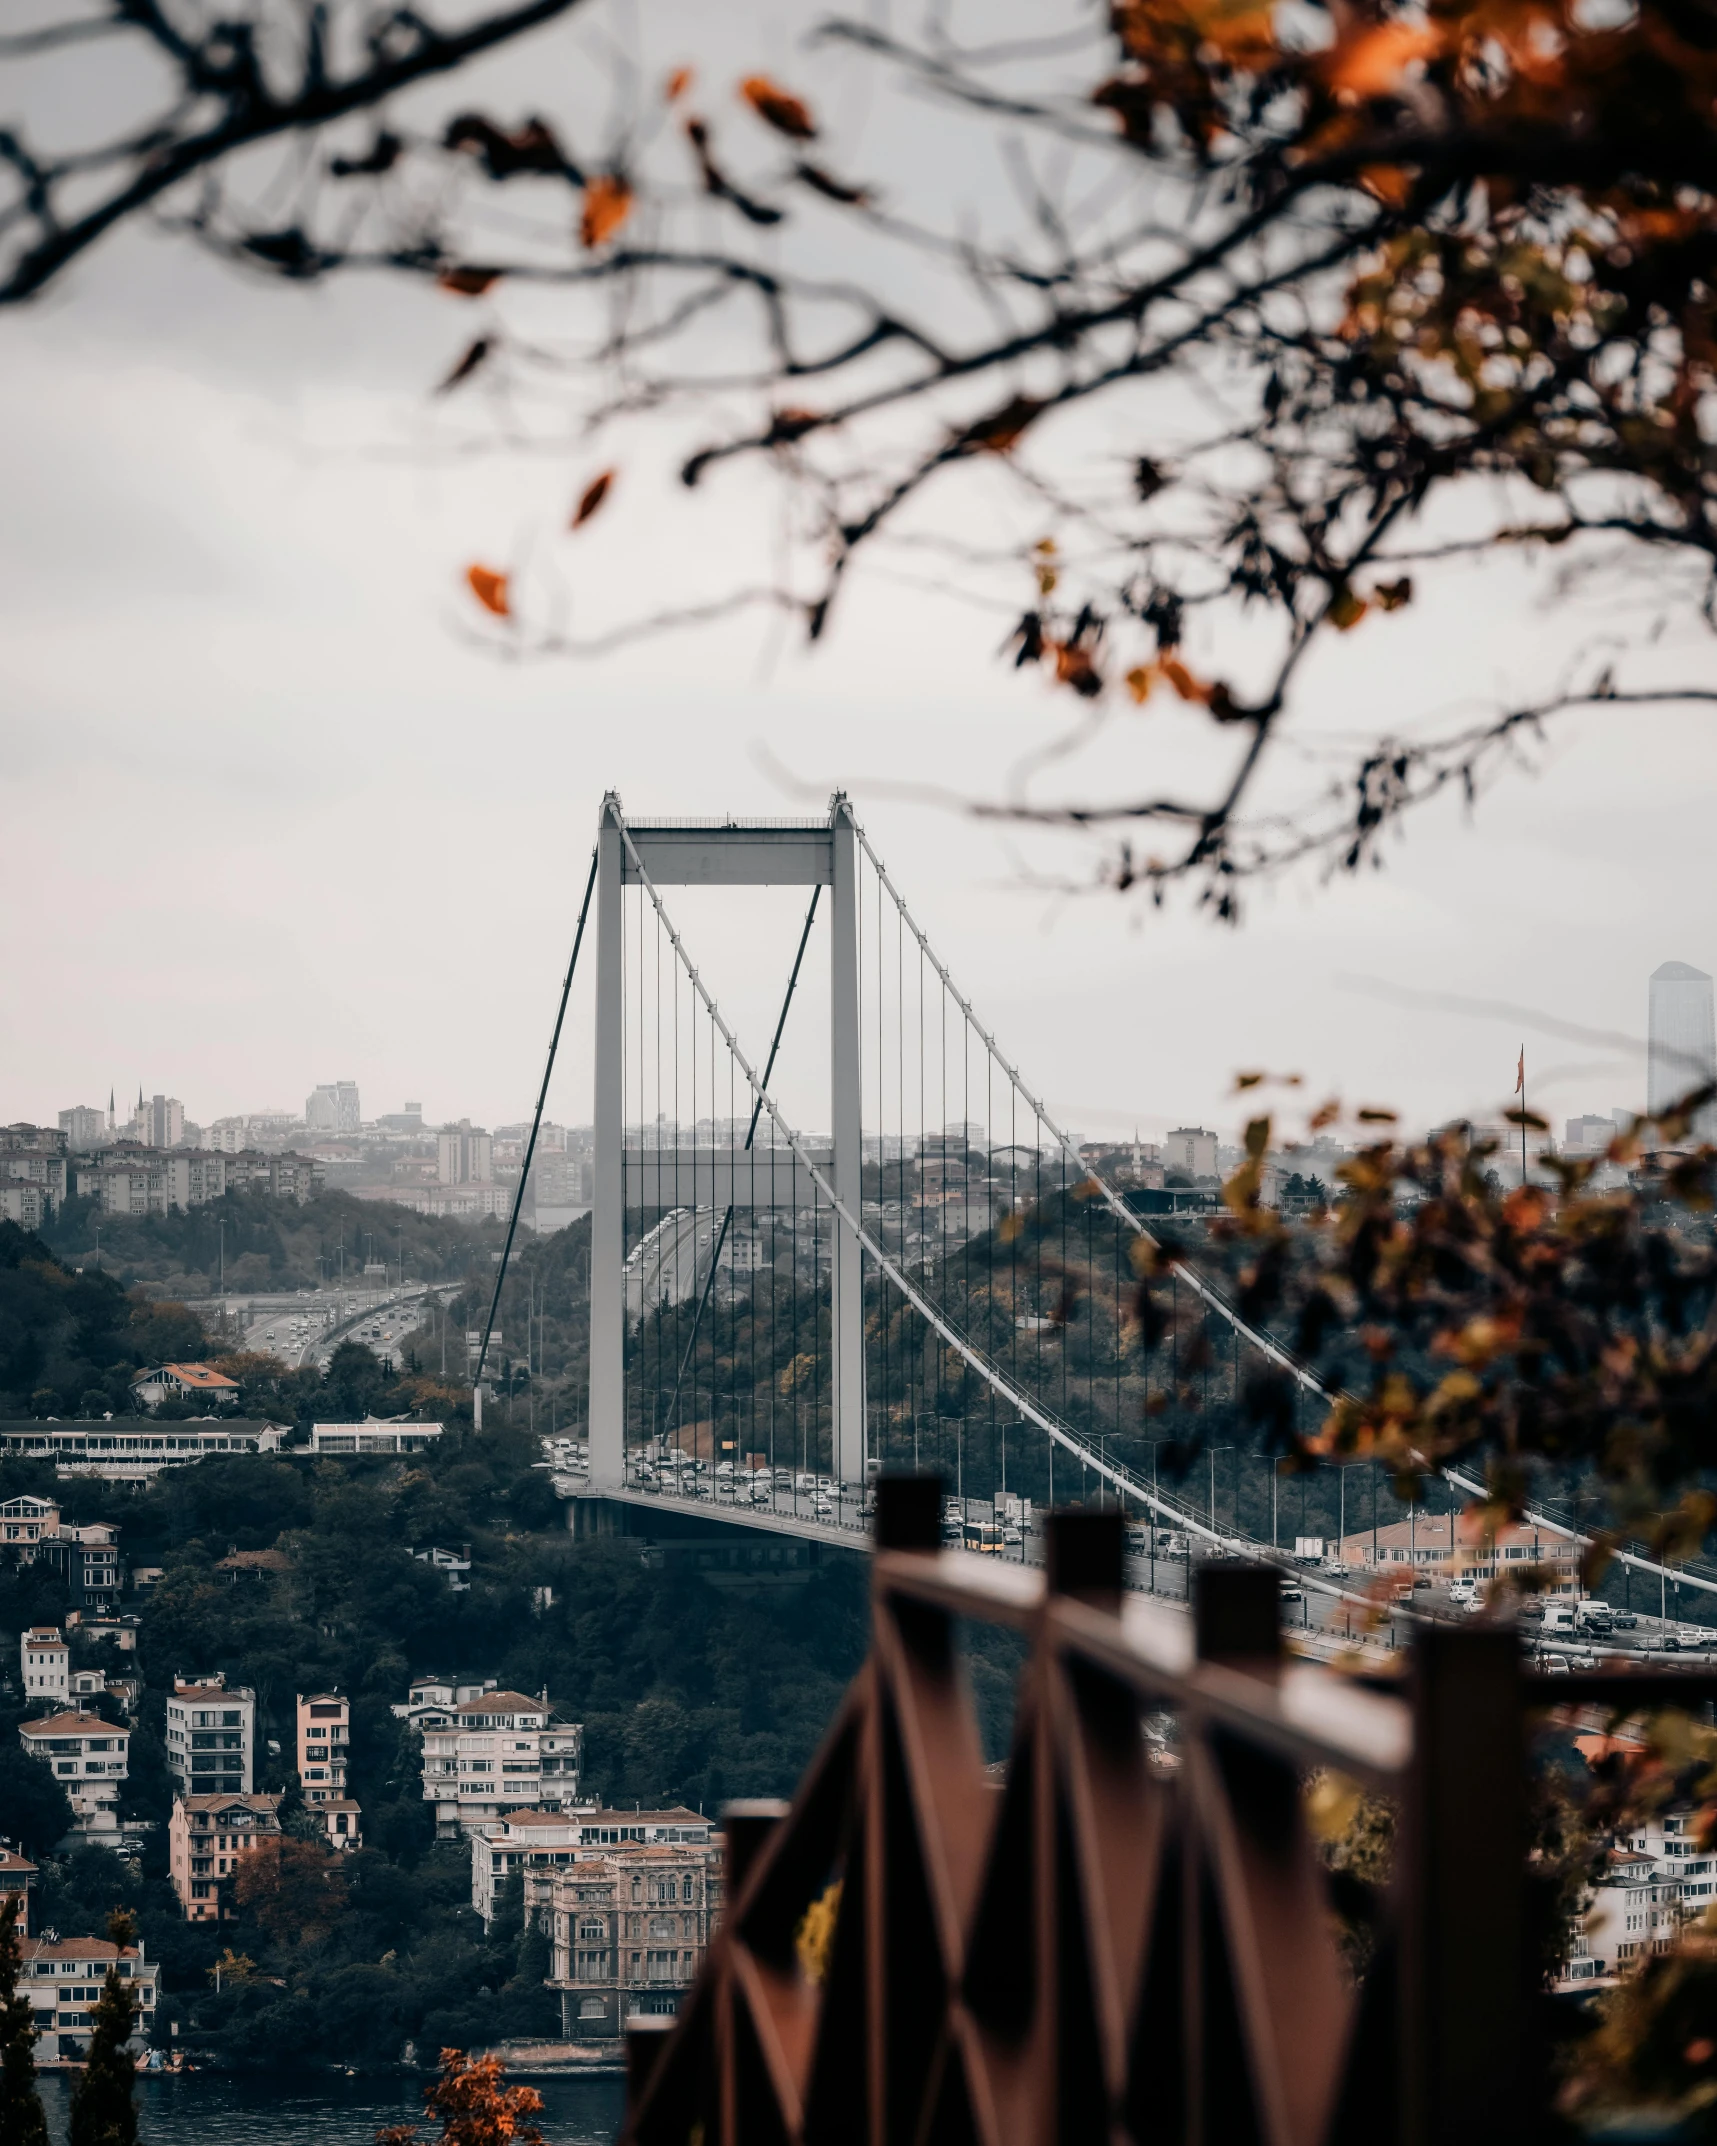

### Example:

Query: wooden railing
xmin=623 ymin=1476 xmax=1715 ymax=2146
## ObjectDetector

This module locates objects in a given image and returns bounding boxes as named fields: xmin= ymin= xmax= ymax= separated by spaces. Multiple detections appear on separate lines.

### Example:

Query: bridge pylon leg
xmin=830 ymin=798 xmax=867 ymax=1488
xmin=588 ymin=798 xmax=626 ymax=1491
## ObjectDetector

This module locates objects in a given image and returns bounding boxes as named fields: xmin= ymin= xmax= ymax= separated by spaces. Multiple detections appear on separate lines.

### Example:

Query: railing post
xmin=1399 ymin=1625 xmax=1531 ymax=2146
xmin=873 ymin=1472 xmax=944 ymax=1555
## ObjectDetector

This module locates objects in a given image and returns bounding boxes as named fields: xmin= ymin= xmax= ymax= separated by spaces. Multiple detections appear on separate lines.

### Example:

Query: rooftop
xmin=19 ymin=1711 xmax=130 ymax=1738
xmin=180 ymin=1793 xmax=281 ymax=1816
xmin=21 ymin=1938 xmax=140 ymax=1963
xmin=456 ymin=1691 xmax=550 ymax=1716
xmin=130 ymin=1362 xmax=240 ymax=1391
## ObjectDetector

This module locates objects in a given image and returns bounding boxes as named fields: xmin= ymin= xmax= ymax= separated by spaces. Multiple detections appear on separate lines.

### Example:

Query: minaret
xmin=107 ymin=1087 xmax=115 ymax=1134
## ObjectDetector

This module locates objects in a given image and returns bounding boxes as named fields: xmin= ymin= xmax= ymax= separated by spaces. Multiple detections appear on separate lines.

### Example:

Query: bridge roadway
xmin=559 ymin=1471 xmax=1717 ymax=1667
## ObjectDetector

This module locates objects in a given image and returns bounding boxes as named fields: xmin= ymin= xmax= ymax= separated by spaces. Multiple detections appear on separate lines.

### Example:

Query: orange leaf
xmin=1124 ymin=663 xmax=1159 ymax=703
xmin=580 ymin=173 xmax=633 ymax=249
xmin=571 ymin=469 xmax=615 ymax=528
xmin=664 ymin=66 xmax=694 ymax=102
xmin=1359 ymin=165 xmax=1414 ymax=208
xmin=1159 ymin=656 xmax=1214 ymax=705
xmin=1323 ymin=21 xmax=1442 ymax=99
xmin=436 ymin=265 xmax=501 ymax=297
xmin=467 ymin=565 xmax=510 ymax=617
xmin=739 ymin=74 xmax=818 ymax=140
xmin=1327 ymin=585 xmax=1369 ymax=631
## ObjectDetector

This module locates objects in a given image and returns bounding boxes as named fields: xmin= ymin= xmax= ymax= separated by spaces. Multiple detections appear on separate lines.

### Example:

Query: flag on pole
xmin=1515 ymin=1047 xmax=1525 ymax=1096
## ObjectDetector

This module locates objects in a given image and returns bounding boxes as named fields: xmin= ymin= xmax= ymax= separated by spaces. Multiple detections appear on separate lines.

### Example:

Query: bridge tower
xmin=587 ymin=795 xmax=866 ymax=1492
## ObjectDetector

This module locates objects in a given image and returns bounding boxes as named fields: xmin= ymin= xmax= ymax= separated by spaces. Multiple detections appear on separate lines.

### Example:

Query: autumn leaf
xmin=467 ymin=565 xmax=510 ymax=617
xmin=765 ymin=407 xmax=821 ymax=443
xmin=581 ymin=173 xmax=633 ymax=249
xmin=664 ymin=66 xmax=694 ymax=102
xmin=435 ymin=337 xmax=491 ymax=394
xmin=739 ymin=75 xmax=818 ymax=141
xmin=1327 ymin=585 xmax=1369 ymax=631
xmin=1161 ymin=656 xmax=1214 ymax=705
xmin=436 ymin=265 xmax=502 ymax=297
xmin=1051 ymin=641 xmax=1103 ymax=697
xmin=571 ymin=469 xmax=615 ymax=528
xmin=1359 ymin=165 xmax=1415 ymax=208
xmin=958 ymin=395 xmax=1046 ymax=454
xmin=444 ymin=113 xmax=570 ymax=181
xmin=1321 ymin=21 xmax=1442 ymax=100
xmin=1372 ymin=576 xmax=1413 ymax=610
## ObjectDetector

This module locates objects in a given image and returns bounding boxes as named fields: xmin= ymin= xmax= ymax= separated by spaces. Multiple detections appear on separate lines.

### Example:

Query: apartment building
xmin=0 ymin=1124 xmax=70 ymax=1213
xmin=470 ymin=1806 xmax=711 ymax=1923
xmin=76 ymin=1149 xmax=226 ymax=1214
xmin=409 ymin=1684 xmax=584 ymax=1837
xmin=1624 ymin=1809 xmax=1717 ymax=1908
xmin=1335 ymin=1512 xmax=1580 ymax=1595
xmin=165 ymin=1675 xmax=255 ymax=1798
xmin=221 ymin=1149 xmax=327 ymax=1201
xmin=20 ymin=1934 xmax=159 ymax=2062
xmin=1 ymin=1497 xmax=124 ymax=1608
xmin=295 ymin=1692 xmax=351 ymax=1803
xmin=0 ymin=1847 xmax=36 ymax=1934
xmin=20 ymin=1627 xmax=69 ymax=1703
xmin=17 ymin=1708 xmax=131 ymax=1834
xmin=168 ymin=1792 xmax=283 ymax=1920
xmin=537 ymin=1839 xmax=723 ymax=2039
xmin=310 ymin=1422 xmax=445 ymax=1456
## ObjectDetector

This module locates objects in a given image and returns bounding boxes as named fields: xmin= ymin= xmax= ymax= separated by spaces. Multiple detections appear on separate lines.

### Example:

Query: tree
xmin=0 ymin=1894 xmax=49 ymax=2146
xmin=0 ymin=1747 xmax=74 ymax=1861
xmin=230 ymin=1836 xmax=349 ymax=1945
xmin=377 ymin=2047 xmax=545 ymax=2146
xmin=10 ymin=4 xmax=1717 ymax=904
xmin=66 ymin=1912 xmax=138 ymax=2146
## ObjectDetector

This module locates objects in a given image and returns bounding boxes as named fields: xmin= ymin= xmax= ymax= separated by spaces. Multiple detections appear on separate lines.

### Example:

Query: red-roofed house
xmin=130 ymin=1363 xmax=240 ymax=1411
xmin=412 ymin=1683 xmax=584 ymax=1837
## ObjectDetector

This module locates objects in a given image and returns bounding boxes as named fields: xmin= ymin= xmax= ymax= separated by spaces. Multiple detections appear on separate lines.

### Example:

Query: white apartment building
xmin=471 ymin=1805 xmax=711 ymax=1923
xmin=18 ymin=1708 xmax=131 ymax=1833
xmin=1625 ymin=1809 xmax=1717 ymax=1909
xmin=1164 ymin=1127 xmax=1220 ymax=1180
xmin=20 ymin=1626 xmax=69 ymax=1703
xmin=165 ymin=1675 xmax=255 ymax=1798
xmin=409 ymin=1684 xmax=584 ymax=1837
xmin=21 ymin=1934 xmax=159 ymax=2062
xmin=1573 ymin=1849 xmax=1685 ymax=1977
xmin=296 ymin=1692 xmax=351 ymax=1803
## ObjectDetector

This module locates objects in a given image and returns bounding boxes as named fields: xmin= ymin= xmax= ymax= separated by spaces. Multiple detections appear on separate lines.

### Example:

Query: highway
xmin=210 ymin=1287 xmax=437 ymax=1371
xmin=551 ymin=1451 xmax=1717 ymax=1667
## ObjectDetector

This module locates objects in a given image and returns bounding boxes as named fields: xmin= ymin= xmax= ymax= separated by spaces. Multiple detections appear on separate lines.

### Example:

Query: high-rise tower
xmin=1647 ymin=961 xmax=1717 ymax=1135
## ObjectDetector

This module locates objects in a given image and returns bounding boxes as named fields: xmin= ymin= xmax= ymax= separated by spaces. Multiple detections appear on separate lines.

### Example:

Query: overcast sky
xmin=5 ymin=4 xmax=1714 ymax=1151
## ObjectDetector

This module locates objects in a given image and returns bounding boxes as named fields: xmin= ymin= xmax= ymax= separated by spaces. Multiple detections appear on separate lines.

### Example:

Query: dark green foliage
xmin=0 ymin=1744 xmax=74 ymax=1859
xmin=0 ymin=1221 xmax=214 ymax=1419
xmin=0 ymin=1894 xmax=49 ymax=2146
xmin=40 ymin=1190 xmax=504 ymax=1299
xmin=66 ymin=1914 xmax=138 ymax=2146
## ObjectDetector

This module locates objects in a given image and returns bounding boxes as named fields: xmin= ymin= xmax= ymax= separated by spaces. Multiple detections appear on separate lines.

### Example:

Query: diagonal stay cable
xmin=662 ymin=884 xmax=822 ymax=1440
xmin=476 ymin=846 xmax=599 ymax=1400
xmin=845 ymin=811 xmax=1717 ymax=1607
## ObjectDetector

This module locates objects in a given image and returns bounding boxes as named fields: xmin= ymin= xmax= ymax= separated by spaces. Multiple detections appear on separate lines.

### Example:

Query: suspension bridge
xmin=477 ymin=793 xmax=1717 ymax=1644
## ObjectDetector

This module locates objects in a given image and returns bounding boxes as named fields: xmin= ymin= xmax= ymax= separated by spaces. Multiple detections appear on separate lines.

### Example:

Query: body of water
xmin=39 ymin=2068 xmax=626 ymax=2146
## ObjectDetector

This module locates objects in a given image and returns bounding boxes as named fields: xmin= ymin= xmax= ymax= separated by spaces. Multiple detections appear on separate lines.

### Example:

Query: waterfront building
xmin=17 ymin=1708 xmax=131 ymax=1836
xmin=168 ymin=1792 xmax=283 ymax=1919
xmin=165 ymin=1674 xmax=255 ymax=1798
xmin=21 ymin=1934 xmax=158 ymax=2062
xmin=471 ymin=1804 xmax=710 ymax=1924
xmin=537 ymin=1837 xmax=723 ymax=2039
